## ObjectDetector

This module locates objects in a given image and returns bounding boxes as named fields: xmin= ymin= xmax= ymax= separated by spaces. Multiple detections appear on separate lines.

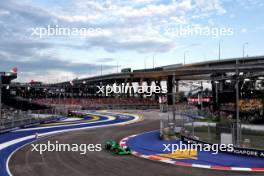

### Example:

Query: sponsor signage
xmin=181 ymin=136 xmax=264 ymax=158
xmin=188 ymin=98 xmax=210 ymax=102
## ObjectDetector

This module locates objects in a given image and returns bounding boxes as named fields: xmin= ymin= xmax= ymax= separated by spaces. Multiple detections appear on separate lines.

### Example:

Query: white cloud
xmin=0 ymin=0 xmax=229 ymax=82
xmin=19 ymin=70 xmax=77 ymax=83
xmin=240 ymin=28 xmax=248 ymax=34
xmin=0 ymin=10 xmax=9 ymax=16
xmin=235 ymin=0 xmax=264 ymax=8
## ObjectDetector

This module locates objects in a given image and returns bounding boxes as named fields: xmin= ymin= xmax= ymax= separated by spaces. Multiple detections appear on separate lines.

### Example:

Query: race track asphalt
xmin=9 ymin=111 xmax=263 ymax=176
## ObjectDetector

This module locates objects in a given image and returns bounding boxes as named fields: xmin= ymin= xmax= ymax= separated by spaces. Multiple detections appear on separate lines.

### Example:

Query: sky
xmin=0 ymin=0 xmax=263 ymax=83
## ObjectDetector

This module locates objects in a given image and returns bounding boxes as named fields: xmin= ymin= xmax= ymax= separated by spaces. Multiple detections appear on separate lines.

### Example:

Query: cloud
xmin=1 ymin=56 xmax=114 ymax=73
xmin=240 ymin=28 xmax=248 ymax=34
xmin=0 ymin=0 xmax=227 ymax=52
xmin=256 ymin=24 xmax=264 ymax=31
xmin=95 ymin=58 xmax=116 ymax=63
xmin=0 ymin=56 xmax=115 ymax=82
xmin=235 ymin=0 xmax=264 ymax=8
xmin=0 ymin=0 xmax=229 ymax=82
xmin=85 ymin=36 xmax=176 ymax=53
xmin=0 ymin=40 xmax=51 ymax=58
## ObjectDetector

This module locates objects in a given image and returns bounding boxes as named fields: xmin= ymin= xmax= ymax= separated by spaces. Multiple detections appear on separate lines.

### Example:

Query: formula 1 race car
xmin=105 ymin=140 xmax=132 ymax=155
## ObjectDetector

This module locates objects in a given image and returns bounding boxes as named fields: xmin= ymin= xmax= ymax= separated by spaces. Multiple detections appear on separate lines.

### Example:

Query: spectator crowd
xmin=33 ymin=97 xmax=158 ymax=109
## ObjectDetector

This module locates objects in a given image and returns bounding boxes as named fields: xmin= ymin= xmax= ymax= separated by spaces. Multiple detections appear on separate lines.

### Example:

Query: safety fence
xmin=159 ymin=104 xmax=264 ymax=149
xmin=0 ymin=108 xmax=67 ymax=134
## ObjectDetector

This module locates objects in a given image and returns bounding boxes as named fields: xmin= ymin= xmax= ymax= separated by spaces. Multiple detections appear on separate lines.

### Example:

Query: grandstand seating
xmin=33 ymin=97 xmax=158 ymax=109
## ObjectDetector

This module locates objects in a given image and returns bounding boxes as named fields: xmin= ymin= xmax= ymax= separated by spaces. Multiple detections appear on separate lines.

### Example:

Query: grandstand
xmin=0 ymin=70 xmax=17 ymax=119
xmin=33 ymin=97 xmax=159 ymax=110
xmin=0 ymin=70 xmax=64 ymax=133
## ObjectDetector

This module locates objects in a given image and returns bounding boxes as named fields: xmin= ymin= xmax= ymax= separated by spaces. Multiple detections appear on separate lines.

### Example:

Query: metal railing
xmin=0 ymin=108 xmax=67 ymax=133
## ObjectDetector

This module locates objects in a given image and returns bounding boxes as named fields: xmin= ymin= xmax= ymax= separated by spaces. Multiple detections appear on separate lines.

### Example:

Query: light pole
xmin=152 ymin=54 xmax=155 ymax=69
xmin=184 ymin=51 xmax=189 ymax=65
xmin=236 ymin=42 xmax=248 ymax=145
xmin=214 ymin=81 xmax=220 ymax=122
xmin=235 ymin=53 xmax=240 ymax=146
xmin=172 ymin=73 xmax=176 ymax=126
xmin=0 ymin=75 xmax=2 ymax=125
xmin=200 ymin=81 xmax=203 ymax=112
xmin=100 ymin=64 xmax=102 ymax=76
xmin=242 ymin=42 xmax=249 ymax=58
xmin=116 ymin=61 xmax=119 ymax=73
xmin=219 ymin=40 xmax=223 ymax=60
xmin=214 ymin=81 xmax=219 ymax=107
xmin=144 ymin=56 xmax=148 ymax=71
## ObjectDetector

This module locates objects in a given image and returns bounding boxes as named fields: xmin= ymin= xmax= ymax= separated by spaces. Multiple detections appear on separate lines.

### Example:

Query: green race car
xmin=105 ymin=140 xmax=132 ymax=155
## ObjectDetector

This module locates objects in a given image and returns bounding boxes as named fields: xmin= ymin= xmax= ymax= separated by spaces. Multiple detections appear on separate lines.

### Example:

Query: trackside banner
xmin=181 ymin=136 xmax=264 ymax=158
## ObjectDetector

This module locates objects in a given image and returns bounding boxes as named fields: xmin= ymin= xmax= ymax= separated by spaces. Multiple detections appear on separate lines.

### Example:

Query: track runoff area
xmin=0 ymin=111 xmax=141 ymax=176
xmin=120 ymin=131 xmax=264 ymax=172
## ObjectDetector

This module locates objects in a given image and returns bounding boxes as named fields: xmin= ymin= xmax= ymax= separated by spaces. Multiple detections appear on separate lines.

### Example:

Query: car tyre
xmin=114 ymin=148 xmax=120 ymax=154
xmin=105 ymin=144 xmax=111 ymax=150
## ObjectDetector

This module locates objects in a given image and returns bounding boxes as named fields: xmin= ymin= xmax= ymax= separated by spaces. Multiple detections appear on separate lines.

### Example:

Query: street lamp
xmin=219 ymin=40 xmax=223 ymax=60
xmin=235 ymin=52 xmax=240 ymax=146
xmin=0 ymin=75 xmax=2 ymax=124
xmin=234 ymin=42 xmax=249 ymax=146
xmin=184 ymin=51 xmax=189 ymax=65
xmin=214 ymin=81 xmax=219 ymax=106
xmin=144 ymin=56 xmax=148 ymax=71
xmin=152 ymin=54 xmax=156 ymax=69
xmin=116 ymin=61 xmax=119 ymax=73
xmin=243 ymin=42 xmax=249 ymax=58
xmin=100 ymin=64 xmax=103 ymax=76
